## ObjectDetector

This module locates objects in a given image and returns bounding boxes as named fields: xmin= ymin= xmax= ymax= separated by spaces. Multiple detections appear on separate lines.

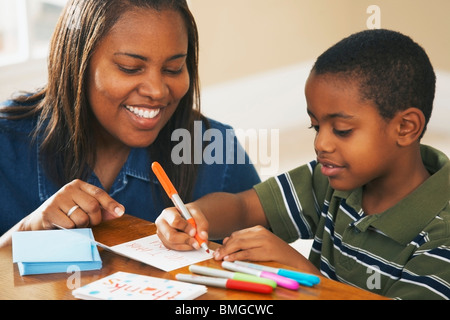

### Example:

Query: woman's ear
xmin=395 ymin=107 xmax=426 ymax=147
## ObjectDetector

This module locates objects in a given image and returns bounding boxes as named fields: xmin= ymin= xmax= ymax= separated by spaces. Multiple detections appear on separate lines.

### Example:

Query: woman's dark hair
xmin=1 ymin=0 xmax=204 ymax=202
xmin=312 ymin=29 xmax=436 ymax=138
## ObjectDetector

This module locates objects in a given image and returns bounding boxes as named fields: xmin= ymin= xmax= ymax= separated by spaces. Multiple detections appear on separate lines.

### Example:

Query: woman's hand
xmin=22 ymin=179 xmax=125 ymax=231
xmin=155 ymin=203 xmax=209 ymax=251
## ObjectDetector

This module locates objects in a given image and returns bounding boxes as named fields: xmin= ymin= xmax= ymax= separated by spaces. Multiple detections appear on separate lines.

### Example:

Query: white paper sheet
xmin=111 ymin=234 xmax=213 ymax=272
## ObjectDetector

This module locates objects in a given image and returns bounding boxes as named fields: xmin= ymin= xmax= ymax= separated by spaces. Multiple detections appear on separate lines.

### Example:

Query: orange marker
xmin=151 ymin=162 xmax=210 ymax=253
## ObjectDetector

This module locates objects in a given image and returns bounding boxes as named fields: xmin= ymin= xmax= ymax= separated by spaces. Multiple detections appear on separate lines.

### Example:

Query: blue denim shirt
xmin=0 ymin=107 xmax=260 ymax=235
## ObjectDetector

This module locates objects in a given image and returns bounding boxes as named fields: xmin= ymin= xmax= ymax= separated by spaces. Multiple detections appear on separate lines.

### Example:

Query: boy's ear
xmin=395 ymin=107 xmax=426 ymax=146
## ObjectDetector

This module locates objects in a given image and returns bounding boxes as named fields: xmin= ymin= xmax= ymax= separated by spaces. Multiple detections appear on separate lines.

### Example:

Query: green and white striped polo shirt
xmin=254 ymin=145 xmax=450 ymax=300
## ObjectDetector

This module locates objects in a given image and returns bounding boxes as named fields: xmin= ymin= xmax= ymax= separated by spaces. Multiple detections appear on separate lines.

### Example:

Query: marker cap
xmin=260 ymin=271 xmax=299 ymax=290
xmin=151 ymin=162 xmax=177 ymax=198
xmin=278 ymin=269 xmax=320 ymax=286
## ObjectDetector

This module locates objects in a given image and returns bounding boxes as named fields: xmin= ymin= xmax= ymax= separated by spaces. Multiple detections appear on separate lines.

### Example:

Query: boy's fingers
xmin=213 ymin=229 xmax=262 ymax=260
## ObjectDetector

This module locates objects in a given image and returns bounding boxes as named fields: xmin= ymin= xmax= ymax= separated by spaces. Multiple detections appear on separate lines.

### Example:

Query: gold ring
xmin=67 ymin=205 xmax=79 ymax=217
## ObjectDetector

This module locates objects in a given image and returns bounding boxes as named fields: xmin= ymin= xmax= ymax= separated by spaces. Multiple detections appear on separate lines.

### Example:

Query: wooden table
xmin=0 ymin=215 xmax=388 ymax=300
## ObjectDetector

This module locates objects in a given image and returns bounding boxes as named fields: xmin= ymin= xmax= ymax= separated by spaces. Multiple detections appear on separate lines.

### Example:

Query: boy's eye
xmin=333 ymin=129 xmax=352 ymax=137
xmin=308 ymin=124 xmax=319 ymax=132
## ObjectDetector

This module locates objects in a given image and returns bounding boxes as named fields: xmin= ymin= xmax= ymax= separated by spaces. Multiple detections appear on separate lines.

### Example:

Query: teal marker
xmin=234 ymin=261 xmax=320 ymax=287
xmin=189 ymin=265 xmax=277 ymax=288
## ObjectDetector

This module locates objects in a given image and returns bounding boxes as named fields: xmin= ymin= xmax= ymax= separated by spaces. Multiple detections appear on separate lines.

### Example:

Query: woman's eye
xmin=164 ymin=65 xmax=185 ymax=75
xmin=118 ymin=65 xmax=141 ymax=74
xmin=308 ymin=125 xmax=319 ymax=132
xmin=164 ymin=68 xmax=183 ymax=75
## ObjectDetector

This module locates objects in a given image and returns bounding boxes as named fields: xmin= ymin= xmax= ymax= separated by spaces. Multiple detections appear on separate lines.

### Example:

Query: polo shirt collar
xmin=336 ymin=145 xmax=449 ymax=245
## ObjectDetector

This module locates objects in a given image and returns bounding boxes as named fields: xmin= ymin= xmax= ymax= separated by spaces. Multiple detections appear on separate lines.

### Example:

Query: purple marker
xmin=222 ymin=261 xmax=299 ymax=290
xmin=234 ymin=261 xmax=320 ymax=286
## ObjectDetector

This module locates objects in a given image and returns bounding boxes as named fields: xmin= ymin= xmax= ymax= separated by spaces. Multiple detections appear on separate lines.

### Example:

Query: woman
xmin=0 ymin=0 xmax=259 ymax=246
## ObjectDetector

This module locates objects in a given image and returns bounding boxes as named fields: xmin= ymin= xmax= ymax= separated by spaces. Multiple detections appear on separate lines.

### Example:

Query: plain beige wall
xmin=2 ymin=1 xmax=448 ymax=100
xmin=188 ymin=0 xmax=450 ymax=179
xmin=190 ymin=0 xmax=450 ymax=86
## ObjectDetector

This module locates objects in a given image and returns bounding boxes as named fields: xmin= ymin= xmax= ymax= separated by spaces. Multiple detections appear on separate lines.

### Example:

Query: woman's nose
xmin=137 ymin=71 xmax=168 ymax=101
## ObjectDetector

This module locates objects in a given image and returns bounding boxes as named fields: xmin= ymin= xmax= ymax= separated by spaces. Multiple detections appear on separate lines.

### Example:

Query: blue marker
xmin=234 ymin=261 xmax=320 ymax=287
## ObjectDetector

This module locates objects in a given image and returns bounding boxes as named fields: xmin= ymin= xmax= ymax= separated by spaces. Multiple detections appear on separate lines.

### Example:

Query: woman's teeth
xmin=126 ymin=106 xmax=161 ymax=119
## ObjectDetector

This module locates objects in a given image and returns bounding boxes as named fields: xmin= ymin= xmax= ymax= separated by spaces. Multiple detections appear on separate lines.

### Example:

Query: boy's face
xmin=305 ymin=72 xmax=399 ymax=191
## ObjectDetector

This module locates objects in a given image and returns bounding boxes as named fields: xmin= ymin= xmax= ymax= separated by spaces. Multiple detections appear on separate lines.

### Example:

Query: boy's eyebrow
xmin=326 ymin=112 xmax=354 ymax=120
xmin=307 ymin=109 xmax=354 ymax=121
xmin=113 ymin=52 xmax=188 ymax=62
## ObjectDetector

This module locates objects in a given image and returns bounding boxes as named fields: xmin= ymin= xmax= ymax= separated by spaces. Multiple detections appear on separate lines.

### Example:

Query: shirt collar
xmin=38 ymin=147 xmax=153 ymax=200
xmin=370 ymin=145 xmax=449 ymax=245
xmin=335 ymin=145 xmax=449 ymax=245
xmin=121 ymin=148 xmax=151 ymax=182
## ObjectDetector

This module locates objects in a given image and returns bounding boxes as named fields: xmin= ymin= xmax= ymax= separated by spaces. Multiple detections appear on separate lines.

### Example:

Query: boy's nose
xmin=314 ymin=130 xmax=334 ymax=154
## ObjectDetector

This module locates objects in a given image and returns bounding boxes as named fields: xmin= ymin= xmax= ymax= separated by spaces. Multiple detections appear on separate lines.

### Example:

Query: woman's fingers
xmin=30 ymin=180 xmax=125 ymax=231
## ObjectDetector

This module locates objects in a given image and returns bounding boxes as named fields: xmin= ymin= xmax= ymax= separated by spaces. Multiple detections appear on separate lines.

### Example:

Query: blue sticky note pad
xmin=12 ymin=228 xmax=102 ymax=276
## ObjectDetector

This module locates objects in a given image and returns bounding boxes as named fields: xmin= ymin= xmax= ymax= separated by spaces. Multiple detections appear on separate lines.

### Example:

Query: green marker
xmin=189 ymin=264 xmax=277 ymax=288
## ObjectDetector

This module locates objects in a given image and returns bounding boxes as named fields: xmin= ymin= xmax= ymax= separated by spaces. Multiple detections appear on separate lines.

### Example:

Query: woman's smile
xmin=123 ymin=104 xmax=165 ymax=130
xmin=87 ymin=8 xmax=190 ymax=149
xmin=125 ymin=105 xmax=161 ymax=120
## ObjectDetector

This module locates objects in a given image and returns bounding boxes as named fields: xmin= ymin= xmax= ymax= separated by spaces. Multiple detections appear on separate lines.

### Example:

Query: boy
xmin=156 ymin=29 xmax=450 ymax=300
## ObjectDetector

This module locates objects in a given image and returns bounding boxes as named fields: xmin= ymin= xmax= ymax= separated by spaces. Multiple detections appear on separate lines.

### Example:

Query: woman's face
xmin=87 ymin=8 xmax=190 ymax=149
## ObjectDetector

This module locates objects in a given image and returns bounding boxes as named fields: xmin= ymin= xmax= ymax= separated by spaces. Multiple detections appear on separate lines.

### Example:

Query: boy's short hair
xmin=312 ymin=29 xmax=436 ymax=137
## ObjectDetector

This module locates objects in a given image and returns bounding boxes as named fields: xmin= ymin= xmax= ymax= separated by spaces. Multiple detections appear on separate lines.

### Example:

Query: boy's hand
xmin=213 ymin=226 xmax=305 ymax=268
xmin=156 ymin=203 xmax=209 ymax=251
